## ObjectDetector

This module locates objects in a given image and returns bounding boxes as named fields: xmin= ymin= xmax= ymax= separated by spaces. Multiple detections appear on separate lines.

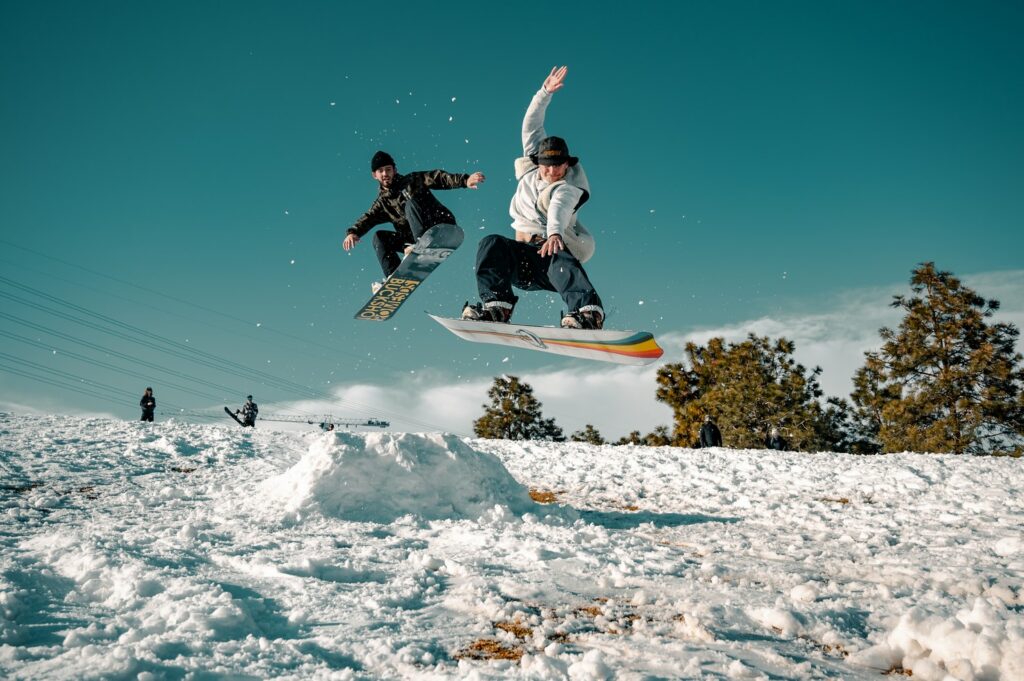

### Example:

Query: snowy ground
xmin=1 ymin=413 xmax=1021 ymax=680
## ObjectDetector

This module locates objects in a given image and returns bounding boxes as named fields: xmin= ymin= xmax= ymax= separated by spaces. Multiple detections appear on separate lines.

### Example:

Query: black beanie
xmin=371 ymin=151 xmax=395 ymax=172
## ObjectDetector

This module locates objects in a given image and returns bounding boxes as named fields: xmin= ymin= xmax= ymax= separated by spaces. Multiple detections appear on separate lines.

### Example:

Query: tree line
xmin=473 ymin=263 xmax=1024 ymax=456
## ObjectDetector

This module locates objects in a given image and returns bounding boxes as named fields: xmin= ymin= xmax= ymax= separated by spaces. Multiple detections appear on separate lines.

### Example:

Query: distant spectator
xmin=698 ymin=415 xmax=722 ymax=448
xmin=235 ymin=395 xmax=258 ymax=428
xmin=765 ymin=426 xmax=788 ymax=451
xmin=139 ymin=387 xmax=155 ymax=422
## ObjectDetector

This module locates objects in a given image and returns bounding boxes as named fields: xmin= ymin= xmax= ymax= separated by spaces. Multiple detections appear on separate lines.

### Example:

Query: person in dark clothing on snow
xmin=343 ymin=151 xmax=485 ymax=291
xmin=765 ymin=426 xmax=788 ymax=451
xmin=699 ymin=415 xmax=722 ymax=448
xmin=462 ymin=66 xmax=604 ymax=330
xmin=139 ymin=387 xmax=156 ymax=422
xmin=236 ymin=395 xmax=258 ymax=428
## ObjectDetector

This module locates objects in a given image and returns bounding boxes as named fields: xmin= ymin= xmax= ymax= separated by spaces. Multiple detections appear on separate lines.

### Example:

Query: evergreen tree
xmin=570 ymin=424 xmax=606 ymax=445
xmin=850 ymin=263 xmax=1024 ymax=455
xmin=643 ymin=425 xmax=672 ymax=446
xmin=613 ymin=426 xmax=671 ymax=446
xmin=473 ymin=375 xmax=565 ymax=441
xmin=614 ymin=431 xmax=644 ymax=446
xmin=656 ymin=335 xmax=831 ymax=450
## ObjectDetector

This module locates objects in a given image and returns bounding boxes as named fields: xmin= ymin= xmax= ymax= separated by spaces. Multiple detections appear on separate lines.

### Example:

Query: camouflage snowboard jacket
xmin=347 ymin=170 xmax=470 ymax=242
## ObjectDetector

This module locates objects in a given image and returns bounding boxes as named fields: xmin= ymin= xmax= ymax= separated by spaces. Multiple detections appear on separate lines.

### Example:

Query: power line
xmin=0 ymin=239 xmax=411 ymax=371
xmin=0 ymin=276 xmax=458 ymax=432
xmin=0 ymin=278 xmax=323 ymax=399
xmin=0 ymin=327 xmax=224 ymax=403
xmin=0 ymin=311 xmax=241 ymax=398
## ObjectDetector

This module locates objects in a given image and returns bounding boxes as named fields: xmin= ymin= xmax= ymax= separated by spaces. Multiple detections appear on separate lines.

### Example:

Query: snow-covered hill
xmin=1 ymin=413 xmax=1021 ymax=680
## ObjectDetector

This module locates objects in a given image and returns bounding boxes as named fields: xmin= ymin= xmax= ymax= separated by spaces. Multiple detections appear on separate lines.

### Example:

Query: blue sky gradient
xmin=2 ymin=1 xmax=1022 ymax=433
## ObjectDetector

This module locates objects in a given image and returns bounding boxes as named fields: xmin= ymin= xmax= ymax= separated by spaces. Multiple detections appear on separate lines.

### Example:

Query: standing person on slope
xmin=462 ymin=66 xmax=604 ymax=329
xmin=343 ymin=151 xmax=485 ymax=292
xmin=139 ymin=387 xmax=156 ymax=423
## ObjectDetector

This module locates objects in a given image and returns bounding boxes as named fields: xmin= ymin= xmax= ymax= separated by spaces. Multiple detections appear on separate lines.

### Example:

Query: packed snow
xmin=1 ymin=413 xmax=1021 ymax=680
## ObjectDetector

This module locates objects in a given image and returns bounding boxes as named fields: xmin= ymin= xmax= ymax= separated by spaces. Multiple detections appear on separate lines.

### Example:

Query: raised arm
xmin=522 ymin=66 xmax=568 ymax=156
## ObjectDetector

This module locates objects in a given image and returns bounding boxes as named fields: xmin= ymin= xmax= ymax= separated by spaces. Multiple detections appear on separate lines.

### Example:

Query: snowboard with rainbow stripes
xmin=428 ymin=314 xmax=663 ymax=366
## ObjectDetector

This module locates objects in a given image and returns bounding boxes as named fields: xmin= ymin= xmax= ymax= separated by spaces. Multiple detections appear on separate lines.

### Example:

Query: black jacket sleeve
xmin=415 ymin=169 xmax=470 ymax=190
xmin=348 ymin=199 xmax=390 ymax=238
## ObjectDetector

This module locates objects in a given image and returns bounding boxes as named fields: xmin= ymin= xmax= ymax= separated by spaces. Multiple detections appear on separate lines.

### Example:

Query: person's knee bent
xmin=478 ymin=234 xmax=510 ymax=256
xmin=479 ymin=234 xmax=505 ymax=248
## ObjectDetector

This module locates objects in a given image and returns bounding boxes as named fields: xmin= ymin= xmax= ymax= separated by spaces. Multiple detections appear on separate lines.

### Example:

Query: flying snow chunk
xmin=260 ymin=432 xmax=538 ymax=522
xmin=451 ymin=97 xmax=456 ymax=102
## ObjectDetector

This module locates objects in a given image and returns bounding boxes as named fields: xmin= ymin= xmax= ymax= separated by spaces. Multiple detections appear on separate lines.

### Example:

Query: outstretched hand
xmin=343 ymin=233 xmax=359 ymax=251
xmin=466 ymin=172 xmax=486 ymax=189
xmin=543 ymin=66 xmax=568 ymax=93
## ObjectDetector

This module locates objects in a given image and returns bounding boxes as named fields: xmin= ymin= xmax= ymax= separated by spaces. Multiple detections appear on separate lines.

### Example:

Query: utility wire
xmin=0 ymin=280 xmax=457 ymax=432
xmin=0 ymin=327 xmax=224 ymax=403
xmin=0 ymin=278 xmax=323 ymax=399
xmin=0 ymin=239 xmax=411 ymax=371
xmin=0 ymin=255 xmax=356 ymax=370
xmin=0 ymin=311 xmax=241 ymax=398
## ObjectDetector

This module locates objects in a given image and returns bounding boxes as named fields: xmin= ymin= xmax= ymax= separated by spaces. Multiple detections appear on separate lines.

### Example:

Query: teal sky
xmin=2 ymin=1 xmax=1022 ymax=430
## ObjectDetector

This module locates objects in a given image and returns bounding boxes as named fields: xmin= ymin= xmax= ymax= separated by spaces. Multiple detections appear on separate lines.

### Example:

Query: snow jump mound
xmin=265 ymin=431 xmax=537 ymax=522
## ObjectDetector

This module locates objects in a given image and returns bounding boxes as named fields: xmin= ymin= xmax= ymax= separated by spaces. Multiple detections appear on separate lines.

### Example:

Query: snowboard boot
xmin=371 ymin=280 xmax=385 ymax=294
xmin=462 ymin=299 xmax=515 ymax=323
xmin=561 ymin=305 xmax=605 ymax=330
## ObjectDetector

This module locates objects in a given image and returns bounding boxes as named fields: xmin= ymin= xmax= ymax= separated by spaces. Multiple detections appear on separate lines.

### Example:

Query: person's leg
xmin=404 ymin=190 xmax=455 ymax=241
xmin=372 ymin=231 xmax=407 ymax=278
xmin=404 ymin=193 xmax=431 ymax=241
xmin=475 ymin=235 xmax=522 ymax=305
xmin=547 ymin=252 xmax=602 ymax=312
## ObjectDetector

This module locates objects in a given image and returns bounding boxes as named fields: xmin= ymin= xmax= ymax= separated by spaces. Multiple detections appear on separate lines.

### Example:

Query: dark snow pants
xmin=372 ymin=196 xmax=445 ymax=278
xmin=474 ymin=234 xmax=602 ymax=314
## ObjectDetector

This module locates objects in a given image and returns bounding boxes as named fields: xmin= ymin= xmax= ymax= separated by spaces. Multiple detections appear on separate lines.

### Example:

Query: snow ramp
xmin=262 ymin=431 xmax=538 ymax=522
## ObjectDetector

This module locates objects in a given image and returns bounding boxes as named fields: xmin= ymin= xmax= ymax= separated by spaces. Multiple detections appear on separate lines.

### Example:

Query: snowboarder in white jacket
xmin=462 ymin=66 xmax=604 ymax=329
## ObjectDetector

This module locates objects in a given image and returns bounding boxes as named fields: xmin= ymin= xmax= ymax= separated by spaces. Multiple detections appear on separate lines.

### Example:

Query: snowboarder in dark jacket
xmin=343 ymin=151 xmax=485 ymax=287
xmin=236 ymin=395 xmax=258 ymax=428
xmin=698 ymin=415 xmax=722 ymax=448
xmin=139 ymin=387 xmax=155 ymax=422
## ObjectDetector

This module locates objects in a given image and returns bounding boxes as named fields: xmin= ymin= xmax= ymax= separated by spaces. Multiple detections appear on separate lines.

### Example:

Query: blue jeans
xmin=474 ymin=234 xmax=602 ymax=314
xmin=372 ymin=195 xmax=442 ymax=277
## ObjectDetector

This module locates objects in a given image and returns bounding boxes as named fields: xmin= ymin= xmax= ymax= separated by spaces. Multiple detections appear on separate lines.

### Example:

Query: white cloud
xmin=268 ymin=270 xmax=1024 ymax=441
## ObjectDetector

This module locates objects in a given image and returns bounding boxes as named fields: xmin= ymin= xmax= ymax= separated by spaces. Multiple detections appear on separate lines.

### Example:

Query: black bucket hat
xmin=532 ymin=136 xmax=578 ymax=167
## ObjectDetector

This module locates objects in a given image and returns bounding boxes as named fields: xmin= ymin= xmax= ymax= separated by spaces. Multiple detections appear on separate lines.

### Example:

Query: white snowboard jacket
xmin=509 ymin=87 xmax=596 ymax=263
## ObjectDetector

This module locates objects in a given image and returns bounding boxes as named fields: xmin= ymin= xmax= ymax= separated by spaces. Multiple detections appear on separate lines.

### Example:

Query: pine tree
xmin=656 ymin=335 xmax=832 ymax=450
xmin=614 ymin=431 xmax=644 ymax=446
xmin=570 ymin=424 xmax=606 ymax=445
xmin=612 ymin=427 xmax=671 ymax=446
xmin=473 ymin=375 xmax=565 ymax=441
xmin=850 ymin=263 xmax=1024 ymax=455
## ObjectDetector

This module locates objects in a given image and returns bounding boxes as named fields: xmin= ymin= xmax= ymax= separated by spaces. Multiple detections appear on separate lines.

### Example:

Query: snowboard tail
xmin=224 ymin=406 xmax=246 ymax=427
xmin=355 ymin=224 xmax=464 ymax=321
xmin=428 ymin=314 xmax=664 ymax=365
